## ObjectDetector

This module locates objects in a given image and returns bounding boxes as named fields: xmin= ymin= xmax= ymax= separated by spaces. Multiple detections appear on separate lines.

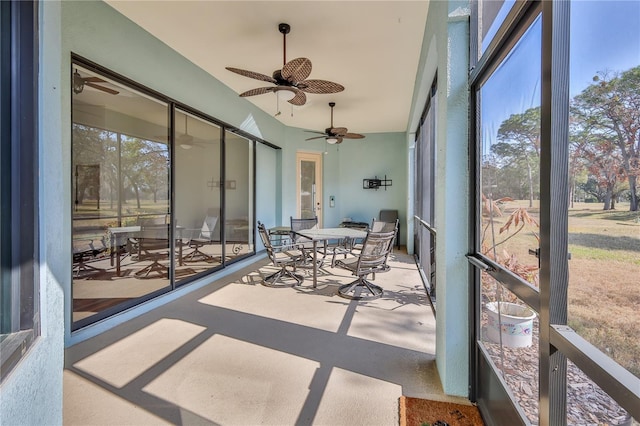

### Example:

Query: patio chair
xmin=132 ymin=225 xmax=170 ymax=278
xmin=379 ymin=209 xmax=400 ymax=249
xmin=182 ymin=214 xmax=218 ymax=262
xmin=333 ymin=229 xmax=396 ymax=300
xmin=257 ymin=221 xmax=306 ymax=287
xmin=290 ymin=216 xmax=322 ymax=266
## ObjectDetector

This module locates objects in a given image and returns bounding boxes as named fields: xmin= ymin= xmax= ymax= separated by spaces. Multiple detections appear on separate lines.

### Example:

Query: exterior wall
xmin=0 ymin=1 xmax=65 ymax=424
xmin=406 ymin=0 xmax=471 ymax=396
xmin=280 ymin=127 xmax=407 ymax=239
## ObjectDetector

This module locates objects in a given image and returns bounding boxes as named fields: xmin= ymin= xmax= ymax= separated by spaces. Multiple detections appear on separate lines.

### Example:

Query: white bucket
xmin=486 ymin=302 xmax=536 ymax=348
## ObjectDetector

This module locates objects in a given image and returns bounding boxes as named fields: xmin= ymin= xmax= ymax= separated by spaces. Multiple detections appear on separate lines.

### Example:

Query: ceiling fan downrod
xmin=279 ymin=23 xmax=290 ymax=66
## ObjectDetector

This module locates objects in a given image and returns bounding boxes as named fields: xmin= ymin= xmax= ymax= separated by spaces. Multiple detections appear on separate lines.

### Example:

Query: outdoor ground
xmin=482 ymin=201 xmax=640 ymax=378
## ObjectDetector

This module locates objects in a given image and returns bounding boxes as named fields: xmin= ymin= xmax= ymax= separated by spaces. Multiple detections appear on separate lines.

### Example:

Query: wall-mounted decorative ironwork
xmin=363 ymin=175 xmax=392 ymax=190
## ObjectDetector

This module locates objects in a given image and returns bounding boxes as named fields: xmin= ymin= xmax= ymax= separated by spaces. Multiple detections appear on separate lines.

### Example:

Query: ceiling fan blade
xmin=299 ymin=79 xmax=345 ymax=94
xmin=281 ymin=58 xmax=312 ymax=83
xmin=239 ymin=87 xmax=274 ymax=97
xmin=330 ymin=127 xmax=348 ymax=136
xmin=304 ymin=130 xmax=328 ymax=135
xmin=226 ymin=67 xmax=277 ymax=84
xmin=343 ymin=133 xmax=365 ymax=139
xmin=288 ymin=89 xmax=306 ymax=106
xmin=305 ymin=136 xmax=327 ymax=141
xmin=85 ymin=82 xmax=119 ymax=95
xmin=335 ymin=137 xmax=344 ymax=144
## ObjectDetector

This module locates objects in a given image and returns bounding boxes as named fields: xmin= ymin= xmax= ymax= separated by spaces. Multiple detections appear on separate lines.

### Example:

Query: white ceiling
xmin=105 ymin=1 xmax=429 ymax=135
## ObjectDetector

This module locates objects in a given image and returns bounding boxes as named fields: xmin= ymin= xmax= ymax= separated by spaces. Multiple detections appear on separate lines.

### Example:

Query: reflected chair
xmin=257 ymin=221 xmax=306 ymax=287
xmin=132 ymin=225 xmax=170 ymax=278
xmin=183 ymin=215 xmax=218 ymax=262
xmin=72 ymin=237 xmax=107 ymax=277
xmin=334 ymin=229 xmax=396 ymax=300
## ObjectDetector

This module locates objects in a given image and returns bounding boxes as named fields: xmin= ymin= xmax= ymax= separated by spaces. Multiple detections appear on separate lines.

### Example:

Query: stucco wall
xmin=0 ymin=2 xmax=65 ymax=424
xmin=406 ymin=0 xmax=471 ymax=397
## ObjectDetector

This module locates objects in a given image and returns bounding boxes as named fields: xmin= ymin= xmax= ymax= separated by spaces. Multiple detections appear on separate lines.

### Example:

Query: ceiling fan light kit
xmin=226 ymin=23 xmax=344 ymax=107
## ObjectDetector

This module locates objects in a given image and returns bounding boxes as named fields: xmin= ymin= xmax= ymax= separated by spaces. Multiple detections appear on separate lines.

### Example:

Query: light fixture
xmin=326 ymin=137 xmax=338 ymax=144
xmin=277 ymin=90 xmax=295 ymax=101
xmin=180 ymin=142 xmax=193 ymax=150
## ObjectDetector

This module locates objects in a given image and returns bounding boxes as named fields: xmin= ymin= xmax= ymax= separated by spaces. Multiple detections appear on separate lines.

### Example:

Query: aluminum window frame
xmin=0 ymin=0 xmax=40 ymax=383
xmin=469 ymin=1 xmax=640 ymax=424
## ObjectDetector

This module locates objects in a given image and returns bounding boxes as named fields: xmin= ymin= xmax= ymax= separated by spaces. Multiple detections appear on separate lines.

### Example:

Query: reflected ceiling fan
xmin=72 ymin=69 xmax=119 ymax=95
xmin=226 ymin=23 xmax=344 ymax=106
xmin=177 ymin=115 xmax=200 ymax=150
xmin=305 ymin=102 xmax=365 ymax=144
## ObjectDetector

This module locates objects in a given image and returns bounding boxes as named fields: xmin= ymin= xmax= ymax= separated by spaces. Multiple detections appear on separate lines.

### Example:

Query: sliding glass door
xmin=71 ymin=57 xmax=258 ymax=330
xmin=71 ymin=63 xmax=171 ymax=328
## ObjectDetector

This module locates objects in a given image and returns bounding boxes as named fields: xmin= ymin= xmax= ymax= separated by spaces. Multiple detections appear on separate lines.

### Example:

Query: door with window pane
xmin=296 ymin=151 xmax=322 ymax=226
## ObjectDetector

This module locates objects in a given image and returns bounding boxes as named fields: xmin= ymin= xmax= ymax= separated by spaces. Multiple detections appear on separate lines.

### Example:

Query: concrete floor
xmin=64 ymin=250 xmax=470 ymax=425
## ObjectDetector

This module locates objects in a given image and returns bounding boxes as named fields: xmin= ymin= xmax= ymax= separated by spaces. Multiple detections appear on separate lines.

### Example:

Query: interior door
xmin=296 ymin=151 xmax=322 ymax=227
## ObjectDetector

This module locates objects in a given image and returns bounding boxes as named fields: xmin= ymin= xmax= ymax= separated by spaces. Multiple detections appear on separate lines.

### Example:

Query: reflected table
xmin=108 ymin=226 xmax=183 ymax=276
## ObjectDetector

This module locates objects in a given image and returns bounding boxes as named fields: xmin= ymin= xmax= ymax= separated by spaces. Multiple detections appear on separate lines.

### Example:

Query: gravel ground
xmin=482 ymin=319 xmax=636 ymax=426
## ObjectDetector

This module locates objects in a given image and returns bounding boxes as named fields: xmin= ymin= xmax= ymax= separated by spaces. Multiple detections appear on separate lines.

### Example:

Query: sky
xmin=481 ymin=0 xmax=640 ymax=152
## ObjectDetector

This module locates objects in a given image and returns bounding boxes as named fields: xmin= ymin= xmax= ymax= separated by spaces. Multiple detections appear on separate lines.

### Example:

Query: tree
xmin=571 ymin=66 xmax=640 ymax=211
xmin=494 ymin=107 xmax=541 ymax=207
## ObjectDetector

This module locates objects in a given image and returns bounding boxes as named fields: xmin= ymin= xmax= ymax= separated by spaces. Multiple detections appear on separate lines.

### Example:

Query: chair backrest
xmin=290 ymin=216 xmax=318 ymax=231
xmin=138 ymin=224 xmax=170 ymax=252
xmin=355 ymin=230 xmax=396 ymax=275
xmin=370 ymin=218 xmax=398 ymax=233
xmin=290 ymin=216 xmax=318 ymax=242
xmin=257 ymin=222 xmax=276 ymax=263
xmin=379 ymin=209 xmax=398 ymax=222
xmin=199 ymin=215 xmax=219 ymax=240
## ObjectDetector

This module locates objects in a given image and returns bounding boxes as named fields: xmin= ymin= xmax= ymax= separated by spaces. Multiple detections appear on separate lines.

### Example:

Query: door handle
xmin=529 ymin=247 xmax=540 ymax=268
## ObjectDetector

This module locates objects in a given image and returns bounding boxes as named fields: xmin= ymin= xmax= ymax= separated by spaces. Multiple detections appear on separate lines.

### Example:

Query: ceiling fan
xmin=72 ymin=69 xmax=119 ymax=95
xmin=305 ymin=102 xmax=365 ymax=144
xmin=226 ymin=23 xmax=344 ymax=106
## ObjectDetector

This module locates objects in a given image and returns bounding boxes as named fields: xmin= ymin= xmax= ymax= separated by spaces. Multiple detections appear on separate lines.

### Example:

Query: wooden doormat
xmin=399 ymin=396 xmax=484 ymax=426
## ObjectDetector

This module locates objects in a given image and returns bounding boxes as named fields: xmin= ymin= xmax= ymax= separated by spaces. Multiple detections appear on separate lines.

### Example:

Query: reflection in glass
xmin=224 ymin=131 xmax=255 ymax=262
xmin=479 ymin=15 xmax=541 ymax=285
xmin=479 ymin=0 xmax=516 ymax=56
xmin=480 ymin=282 xmax=539 ymax=424
xmin=567 ymin=1 xmax=640 ymax=379
xmin=71 ymin=64 xmax=170 ymax=328
xmin=174 ymin=110 xmax=222 ymax=283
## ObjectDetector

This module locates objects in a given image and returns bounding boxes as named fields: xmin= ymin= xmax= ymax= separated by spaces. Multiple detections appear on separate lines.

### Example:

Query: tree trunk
xmin=629 ymin=175 xmax=638 ymax=211
xmin=527 ymin=161 xmax=534 ymax=208
xmin=603 ymin=188 xmax=613 ymax=210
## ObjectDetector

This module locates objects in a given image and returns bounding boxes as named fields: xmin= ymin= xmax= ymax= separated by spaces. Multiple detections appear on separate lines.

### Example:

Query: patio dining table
xmin=293 ymin=227 xmax=367 ymax=287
